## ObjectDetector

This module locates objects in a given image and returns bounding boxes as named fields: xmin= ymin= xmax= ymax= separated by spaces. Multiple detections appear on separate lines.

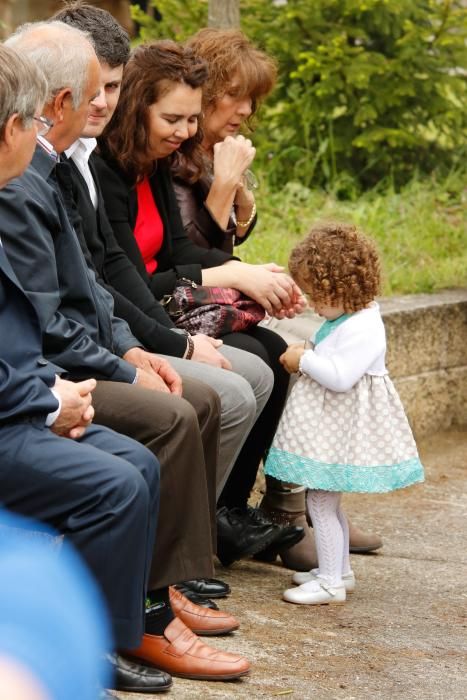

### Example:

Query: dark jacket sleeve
xmin=0 ymin=360 xmax=58 ymax=425
xmin=64 ymin=156 xmax=186 ymax=356
xmin=66 ymin=198 xmax=186 ymax=355
xmin=95 ymin=155 xmax=236 ymax=300
xmin=0 ymin=178 xmax=136 ymax=383
xmin=92 ymin=156 xmax=149 ymax=276
xmin=172 ymin=176 xmax=256 ymax=253
xmin=0 ymin=250 xmax=60 ymax=425
xmin=97 ymin=238 xmax=188 ymax=356
xmin=109 ymin=288 xmax=187 ymax=356
xmin=54 ymin=161 xmax=141 ymax=358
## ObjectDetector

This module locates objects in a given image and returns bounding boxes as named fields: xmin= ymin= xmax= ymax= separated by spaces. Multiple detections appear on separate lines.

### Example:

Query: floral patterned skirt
xmin=264 ymin=374 xmax=424 ymax=493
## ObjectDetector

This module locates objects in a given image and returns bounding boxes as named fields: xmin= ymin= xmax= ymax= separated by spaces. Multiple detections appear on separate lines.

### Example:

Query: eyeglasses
xmin=33 ymin=115 xmax=54 ymax=136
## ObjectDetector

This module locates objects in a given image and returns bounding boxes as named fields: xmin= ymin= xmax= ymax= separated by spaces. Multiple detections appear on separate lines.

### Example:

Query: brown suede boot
xmin=254 ymin=487 xmax=318 ymax=571
xmin=348 ymin=520 xmax=383 ymax=553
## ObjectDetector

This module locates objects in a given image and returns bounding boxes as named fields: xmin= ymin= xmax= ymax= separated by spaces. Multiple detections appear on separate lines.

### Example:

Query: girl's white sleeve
xmin=299 ymin=322 xmax=385 ymax=392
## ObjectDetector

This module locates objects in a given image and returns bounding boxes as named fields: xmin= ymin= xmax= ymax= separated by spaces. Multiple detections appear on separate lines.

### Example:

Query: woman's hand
xmin=239 ymin=264 xmax=295 ymax=315
xmin=205 ymin=136 xmax=256 ymax=230
xmin=211 ymin=261 xmax=296 ymax=315
xmin=123 ymin=347 xmax=182 ymax=395
xmin=202 ymin=261 xmax=305 ymax=317
xmin=212 ymin=135 xmax=256 ymax=188
xmin=261 ymin=264 xmax=306 ymax=318
xmin=192 ymin=334 xmax=232 ymax=369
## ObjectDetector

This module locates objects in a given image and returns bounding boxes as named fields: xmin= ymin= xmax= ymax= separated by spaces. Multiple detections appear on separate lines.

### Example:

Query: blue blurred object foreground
xmin=0 ymin=508 xmax=112 ymax=700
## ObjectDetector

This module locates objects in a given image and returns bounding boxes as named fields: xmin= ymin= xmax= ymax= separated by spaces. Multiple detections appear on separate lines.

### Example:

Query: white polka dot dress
xmin=265 ymin=304 xmax=424 ymax=493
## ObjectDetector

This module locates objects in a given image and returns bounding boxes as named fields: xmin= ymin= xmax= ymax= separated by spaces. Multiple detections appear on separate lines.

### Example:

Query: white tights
xmin=306 ymin=490 xmax=351 ymax=587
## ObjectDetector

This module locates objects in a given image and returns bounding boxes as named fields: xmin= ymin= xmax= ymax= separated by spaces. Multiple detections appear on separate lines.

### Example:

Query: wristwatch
xmin=170 ymin=328 xmax=194 ymax=360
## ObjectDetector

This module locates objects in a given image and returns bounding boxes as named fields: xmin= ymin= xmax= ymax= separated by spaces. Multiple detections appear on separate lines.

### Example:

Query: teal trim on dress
xmin=265 ymin=447 xmax=425 ymax=493
xmin=314 ymin=313 xmax=352 ymax=345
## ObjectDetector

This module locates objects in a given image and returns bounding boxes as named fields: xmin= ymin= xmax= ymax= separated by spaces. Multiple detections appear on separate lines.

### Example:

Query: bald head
xmin=5 ymin=21 xmax=95 ymax=110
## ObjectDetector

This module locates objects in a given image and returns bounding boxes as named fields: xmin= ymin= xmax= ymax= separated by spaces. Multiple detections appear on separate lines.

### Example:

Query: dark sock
xmin=145 ymin=587 xmax=175 ymax=635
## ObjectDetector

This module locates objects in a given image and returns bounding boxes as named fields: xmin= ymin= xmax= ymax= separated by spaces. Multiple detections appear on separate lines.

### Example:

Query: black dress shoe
xmin=108 ymin=652 xmax=173 ymax=693
xmin=216 ymin=505 xmax=278 ymax=567
xmin=171 ymin=583 xmax=219 ymax=610
xmin=247 ymin=506 xmax=305 ymax=561
xmin=177 ymin=577 xmax=231 ymax=599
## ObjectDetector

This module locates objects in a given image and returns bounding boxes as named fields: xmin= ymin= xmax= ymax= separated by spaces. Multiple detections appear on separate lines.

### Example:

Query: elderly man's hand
xmin=51 ymin=377 xmax=96 ymax=439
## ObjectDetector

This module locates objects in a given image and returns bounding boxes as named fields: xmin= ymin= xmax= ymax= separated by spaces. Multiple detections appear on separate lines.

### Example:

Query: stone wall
xmin=266 ymin=289 xmax=467 ymax=438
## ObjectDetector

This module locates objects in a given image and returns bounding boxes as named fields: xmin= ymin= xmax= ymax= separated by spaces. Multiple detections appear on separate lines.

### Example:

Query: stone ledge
xmin=381 ymin=289 xmax=467 ymax=377
xmin=265 ymin=289 xmax=467 ymax=437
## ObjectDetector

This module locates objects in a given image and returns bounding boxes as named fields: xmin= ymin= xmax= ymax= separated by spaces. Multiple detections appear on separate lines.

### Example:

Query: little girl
xmin=264 ymin=221 xmax=424 ymax=605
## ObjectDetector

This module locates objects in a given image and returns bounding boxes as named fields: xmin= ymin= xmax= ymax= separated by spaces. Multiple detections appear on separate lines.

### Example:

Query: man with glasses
xmin=33 ymin=114 xmax=53 ymax=135
xmin=0 ymin=43 xmax=164 ymax=699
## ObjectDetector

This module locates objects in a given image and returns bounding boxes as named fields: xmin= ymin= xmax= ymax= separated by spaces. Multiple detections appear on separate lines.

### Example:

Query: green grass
xmin=238 ymin=170 xmax=467 ymax=295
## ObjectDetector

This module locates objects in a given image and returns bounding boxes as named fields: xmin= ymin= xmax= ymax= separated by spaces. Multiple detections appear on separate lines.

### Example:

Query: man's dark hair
xmin=52 ymin=1 xmax=130 ymax=67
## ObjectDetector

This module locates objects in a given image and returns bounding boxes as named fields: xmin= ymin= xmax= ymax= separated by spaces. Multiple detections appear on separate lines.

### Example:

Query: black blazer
xmin=93 ymin=155 xmax=235 ymax=301
xmin=0 ymin=244 xmax=60 ymax=424
xmin=60 ymin=154 xmax=188 ymax=358
xmin=0 ymin=146 xmax=136 ymax=383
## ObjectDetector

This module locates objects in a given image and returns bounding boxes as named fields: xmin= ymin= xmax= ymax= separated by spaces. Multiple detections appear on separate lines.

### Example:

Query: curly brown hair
xmin=185 ymin=28 xmax=277 ymax=117
xmin=98 ymin=40 xmax=208 ymax=181
xmin=289 ymin=222 xmax=381 ymax=313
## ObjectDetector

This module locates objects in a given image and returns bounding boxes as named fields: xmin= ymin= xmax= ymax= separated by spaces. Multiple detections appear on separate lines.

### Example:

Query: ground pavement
xmin=116 ymin=427 xmax=467 ymax=700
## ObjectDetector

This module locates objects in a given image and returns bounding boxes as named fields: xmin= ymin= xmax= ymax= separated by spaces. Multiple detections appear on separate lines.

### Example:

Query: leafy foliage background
xmin=133 ymin=0 xmax=467 ymax=193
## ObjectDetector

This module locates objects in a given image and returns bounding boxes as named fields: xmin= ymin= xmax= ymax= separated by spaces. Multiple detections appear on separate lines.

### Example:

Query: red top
xmin=134 ymin=177 xmax=163 ymax=274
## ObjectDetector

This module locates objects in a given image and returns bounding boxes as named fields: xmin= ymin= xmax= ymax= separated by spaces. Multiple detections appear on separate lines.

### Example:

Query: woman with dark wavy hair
xmin=95 ymin=40 xmax=307 ymax=569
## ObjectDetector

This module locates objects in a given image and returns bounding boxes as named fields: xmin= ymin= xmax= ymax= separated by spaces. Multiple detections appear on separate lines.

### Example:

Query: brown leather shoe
xmin=127 ymin=618 xmax=250 ymax=680
xmin=169 ymin=586 xmax=239 ymax=636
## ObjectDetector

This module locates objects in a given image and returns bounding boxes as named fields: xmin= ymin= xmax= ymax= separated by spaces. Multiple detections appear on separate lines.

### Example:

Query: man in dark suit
xmin=0 ymin=20 xmax=250 ymax=684
xmin=0 ymin=43 xmax=168 ymax=697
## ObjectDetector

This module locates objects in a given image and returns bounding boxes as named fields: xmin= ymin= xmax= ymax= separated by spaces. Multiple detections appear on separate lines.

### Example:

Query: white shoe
xmin=292 ymin=569 xmax=356 ymax=592
xmin=283 ymin=580 xmax=346 ymax=605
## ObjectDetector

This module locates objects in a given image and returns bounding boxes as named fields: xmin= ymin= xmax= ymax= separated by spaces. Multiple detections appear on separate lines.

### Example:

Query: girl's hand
xmin=280 ymin=345 xmax=305 ymax=374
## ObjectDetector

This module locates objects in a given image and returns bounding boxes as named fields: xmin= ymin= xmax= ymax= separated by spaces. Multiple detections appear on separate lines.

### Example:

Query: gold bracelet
xmin=236 ymin=201 xmax=256 ymax=228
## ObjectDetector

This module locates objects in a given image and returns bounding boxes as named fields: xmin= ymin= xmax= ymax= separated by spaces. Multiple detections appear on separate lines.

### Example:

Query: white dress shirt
xmin=65 ymin=137 xmax=98 ymax=209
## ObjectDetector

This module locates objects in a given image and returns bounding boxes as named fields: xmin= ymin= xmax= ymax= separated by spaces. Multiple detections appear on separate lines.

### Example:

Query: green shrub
xmin=240 ymin=167 xmax=467 ymax=294
xmin=132 ymin=0 xmax=467 ymax=192
xmin=248 ymin=0 xmax=467 ymax=191
xmin=131 ymin=1 xmax=206 ymax=41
